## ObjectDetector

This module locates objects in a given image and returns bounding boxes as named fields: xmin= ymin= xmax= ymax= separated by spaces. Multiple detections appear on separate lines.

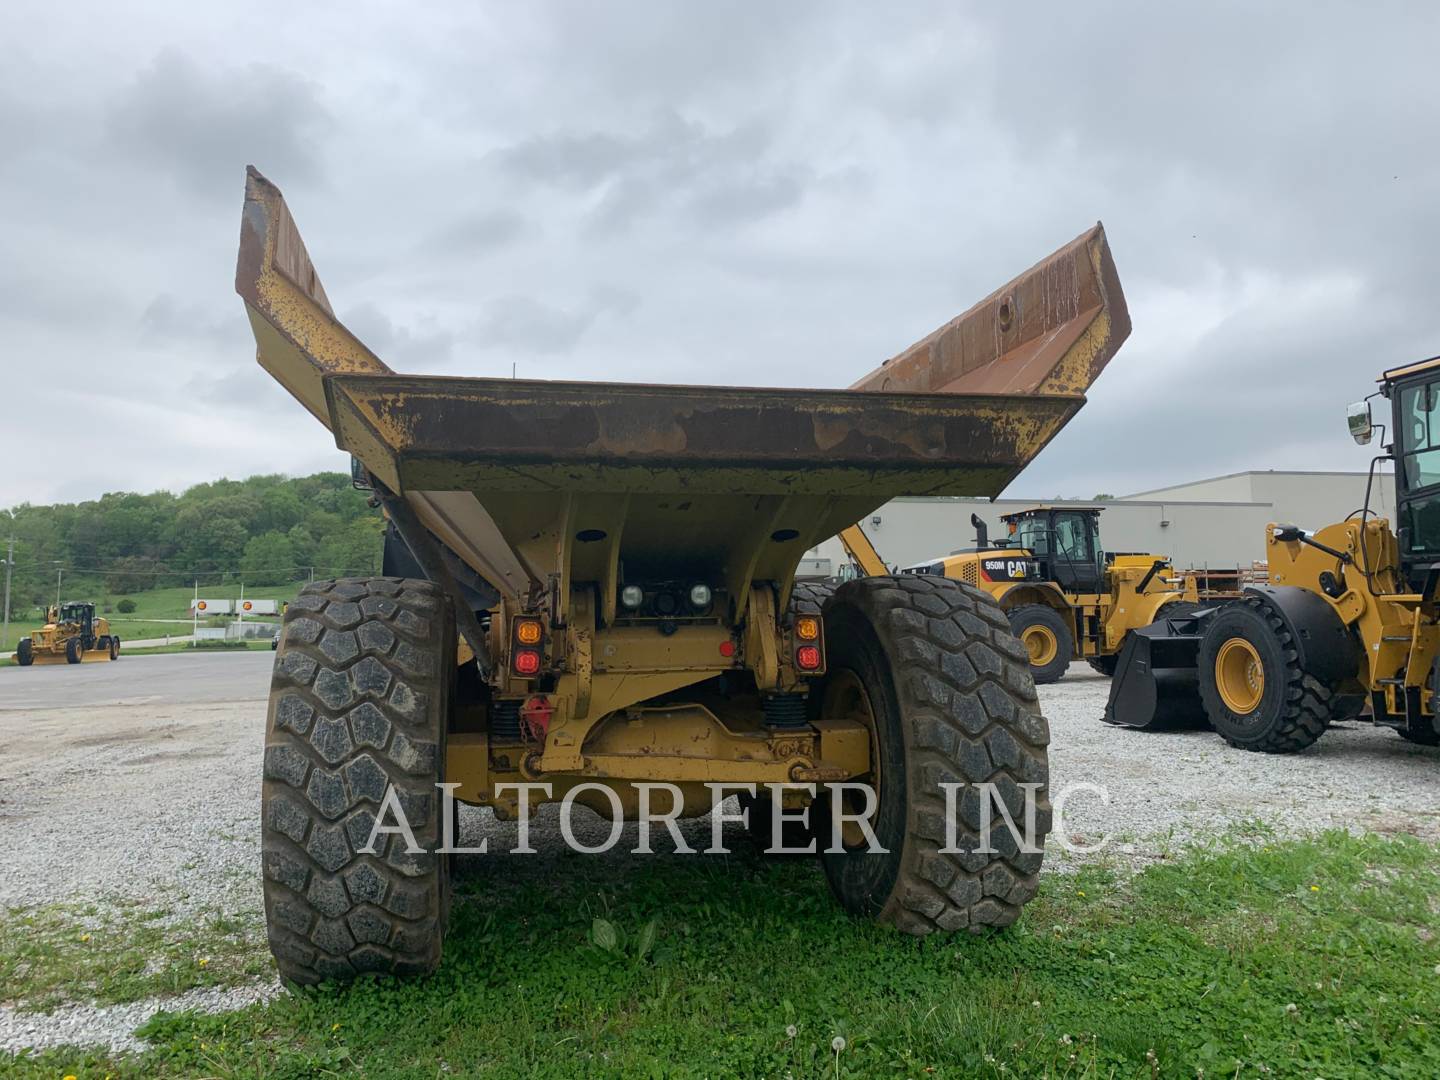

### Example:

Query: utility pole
xmin=192 ymin=578 xmax=198 ymax=648
xmin=2 ymin=537 xmax=13 ymax=650
xmin=54 ymin=562 xmax=63 ymax=611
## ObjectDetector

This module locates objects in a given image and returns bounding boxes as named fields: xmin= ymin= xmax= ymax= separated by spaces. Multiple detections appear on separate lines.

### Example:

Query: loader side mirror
xmin=1347 ymin=400 xmax=1373 ymax=445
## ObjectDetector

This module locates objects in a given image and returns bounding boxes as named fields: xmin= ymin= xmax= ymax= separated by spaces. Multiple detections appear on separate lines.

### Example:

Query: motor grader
xmin=237 ymin=167 xmax=1130 ymax=984
xmin=13 ymin=602 xmax=120 ymax=666
xmin=1105 ymin=356 xmax=1440 ymax=752
xmin=897 ymin=506 xmax=1198 ymax=684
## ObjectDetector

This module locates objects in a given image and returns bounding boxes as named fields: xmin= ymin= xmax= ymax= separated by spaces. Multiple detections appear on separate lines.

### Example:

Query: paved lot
xmin=0 ymin=650 xmax=274 ymax=710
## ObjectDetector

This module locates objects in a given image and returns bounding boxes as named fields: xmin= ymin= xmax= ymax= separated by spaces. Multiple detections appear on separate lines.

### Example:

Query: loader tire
xmin=16 ymin=638 xmax=33 ymax=666
xmin=261 ymin=577 xmax=455 ymax=985
xmin=109 ymin=636 xmax=120 ymax=660
xmin=1197 ymin=597 xmax=1332 ymax=753
xmin=1007 ymin=604 xmax=1071 ymax=684
xmin=65 ymin=636 xmax=83 ymax=664
xmin=1089 ymin=599 xmax=1200 ymax=678
xmin=1086 ymin=655 xmax=1118 ymax=677
xmin=1396 ymin=666 xmax=1440 ymax=745
xmin=741 ymin=580 xmax=836 ymax=854
xmin=816 ymin=575 xmax=1049 ymax=935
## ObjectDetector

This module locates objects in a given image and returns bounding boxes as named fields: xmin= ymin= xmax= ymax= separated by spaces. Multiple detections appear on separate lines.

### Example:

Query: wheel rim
xmin=821 ymin=669 xmax=881 ymax=849
xmin=1216 ymin=638 xmax=1265 ymax=714
xmin=1022 ymin=624 xmax=1058 ymax=668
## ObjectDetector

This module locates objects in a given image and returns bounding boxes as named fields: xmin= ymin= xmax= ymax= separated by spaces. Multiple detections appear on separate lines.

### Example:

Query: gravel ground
xmin=2 ymin=661 xmax=1438 ymax=1054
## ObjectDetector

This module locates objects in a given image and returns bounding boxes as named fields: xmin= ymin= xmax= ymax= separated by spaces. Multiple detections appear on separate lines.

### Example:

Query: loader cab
xmin=1386 ymin=360 xmax=1440 ymax=584
xmin=1002 ymin=507 xmax=1106 ymax=595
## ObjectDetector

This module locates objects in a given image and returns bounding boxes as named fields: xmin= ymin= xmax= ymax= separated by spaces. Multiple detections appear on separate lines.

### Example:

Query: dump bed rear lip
xmin=324 ymin=372 xmax=1086 ymax=497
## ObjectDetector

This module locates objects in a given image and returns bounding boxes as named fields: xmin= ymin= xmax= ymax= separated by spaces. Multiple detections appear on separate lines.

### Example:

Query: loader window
xmin=1400 ymin=380 xmax=1440 ymax=490
xmin=1014 ymin=517 xmax=1047 ymax=554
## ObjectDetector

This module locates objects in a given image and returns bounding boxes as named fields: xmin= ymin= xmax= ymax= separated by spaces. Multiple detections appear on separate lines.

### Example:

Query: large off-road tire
xmin=109 ymin=636 xmax=120 ymax=660
xmin=1007 ymin=604 xmax=1071 ymax=684
xmin=16 ymin=638 xmax=33 ymax=666
xmin=1086 ymin=655 xmax=1118 ymax=677
xmin=261 ymin=577 xmax=455 ymax=985
xmin=1396 ymin=724 xmax=1440 ymax=746
xmin=1396 ymin=666 xmax=1440 ymax=745
xmin=1197 ymin=596 xmax=1332 ymax=753
xmin=1088 ymin=599 xmax=1202 ymax=678
xmin=65 ymin=636 xmax=83 ymax=664
xmin=816 ymin=575 xmax=1050 ymax=935
xmin=741 ymin=581 xmax=835 ymax=854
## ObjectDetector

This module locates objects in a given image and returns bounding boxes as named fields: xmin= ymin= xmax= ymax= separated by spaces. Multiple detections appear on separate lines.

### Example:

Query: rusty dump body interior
xmin=237 ymin=167 xmax=1128 ymax=810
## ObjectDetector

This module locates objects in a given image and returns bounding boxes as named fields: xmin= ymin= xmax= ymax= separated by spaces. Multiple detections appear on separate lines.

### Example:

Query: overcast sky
xmin=3 ymin=2 xmax=1436 ymax=508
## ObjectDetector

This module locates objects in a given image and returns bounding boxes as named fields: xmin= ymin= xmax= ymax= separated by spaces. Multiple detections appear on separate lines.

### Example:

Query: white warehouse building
xmin=810 ymin=470 xmax=1392 ymax=575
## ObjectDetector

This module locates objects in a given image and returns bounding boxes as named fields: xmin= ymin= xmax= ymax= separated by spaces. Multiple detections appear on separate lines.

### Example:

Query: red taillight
xmin=513 ymin=648 xmax=541 ymax=675
xmin=796 ymin=645 xmax=821 ymax=671
xmin=719 ymin=640 xmax=736 ymax=658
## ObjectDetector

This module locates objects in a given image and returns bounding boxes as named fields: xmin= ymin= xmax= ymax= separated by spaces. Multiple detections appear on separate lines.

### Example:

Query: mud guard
xmin=1103 ymin=607 xmax=1219 ymax=729
xmin=1241 ymin=585 xmax=1358 ymax=685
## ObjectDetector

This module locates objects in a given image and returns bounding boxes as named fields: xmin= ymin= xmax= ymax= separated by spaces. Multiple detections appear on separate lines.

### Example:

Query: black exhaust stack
xmin=971 ymin=513 xmax=989 ymax=549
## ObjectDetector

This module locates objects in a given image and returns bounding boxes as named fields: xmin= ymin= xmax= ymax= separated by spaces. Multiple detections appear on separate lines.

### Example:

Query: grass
xmin=0 ymin=900 xmax=269 ymax=1013
xmin=4 ymin=829 xmax=1439 ymax=1077
xmin=0 ymin=582 xmax=292 ymax=650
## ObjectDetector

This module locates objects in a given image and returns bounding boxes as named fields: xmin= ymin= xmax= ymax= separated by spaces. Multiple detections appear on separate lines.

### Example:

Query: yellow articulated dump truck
xmin=14 ymin=602 xmax=120 ymax=666
xmin=237 ymin=167 xmax=1129 ymax=983
xmin=900 ymin=507 xmax=1198 ymax=684
xmin=1105 ymin=357 xmax=1440 ymax=752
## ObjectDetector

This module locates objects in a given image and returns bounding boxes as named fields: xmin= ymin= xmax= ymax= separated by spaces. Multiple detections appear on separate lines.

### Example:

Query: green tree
xmin=241 ymin=532 xmax=299 ymax=587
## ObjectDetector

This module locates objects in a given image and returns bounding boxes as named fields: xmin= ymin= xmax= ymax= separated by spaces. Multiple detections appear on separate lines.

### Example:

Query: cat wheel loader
xmin=236 ymin=167 xmax=1130 ymax=983
xmin=1105 ymin=356 xmax=1440 ymax=752
xmin=897 ymin=507 xmax=1197 ymax=684
xmin=13 ymin=602 xmax=120 ymax=666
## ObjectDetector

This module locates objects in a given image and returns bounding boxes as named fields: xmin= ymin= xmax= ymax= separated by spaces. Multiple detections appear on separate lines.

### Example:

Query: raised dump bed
xmin=238 ymin=167 xmax=1129 ymax=985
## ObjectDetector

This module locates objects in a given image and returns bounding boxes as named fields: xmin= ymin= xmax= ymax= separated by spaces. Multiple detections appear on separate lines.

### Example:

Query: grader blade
xmin=236 ymin=167 xmax=1129 ymax=607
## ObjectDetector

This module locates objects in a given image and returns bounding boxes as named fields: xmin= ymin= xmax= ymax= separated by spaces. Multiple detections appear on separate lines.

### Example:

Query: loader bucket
xmin=1103 ymin=608 xmax=1217 ymax=730
xmin=236 ymin=168 xmax=1130 ymax=607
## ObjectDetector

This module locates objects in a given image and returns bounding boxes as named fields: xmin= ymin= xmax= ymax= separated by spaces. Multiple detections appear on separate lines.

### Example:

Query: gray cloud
xmin=492 ymin=111 xmax=810 ymax=233
xmin=3 ymin=1 xmax=1438 ymax=510
xmin=107 ymin=48 xmax=332 ymax=199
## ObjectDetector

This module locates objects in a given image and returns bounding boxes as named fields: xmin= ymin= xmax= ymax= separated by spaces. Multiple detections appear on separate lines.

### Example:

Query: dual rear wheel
xmin=260 ymin=574 xmax=1051 ymax=986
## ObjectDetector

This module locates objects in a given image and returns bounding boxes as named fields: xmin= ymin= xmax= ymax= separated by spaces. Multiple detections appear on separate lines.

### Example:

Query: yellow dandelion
xmin=332 ymin=1022 xmax=342 ymax=1032
xmin=198 ymin=956 xmax=210 ymax=968
xmin=79 ymin=933 xmax=91 ymax=943
xmin=1309 ymin=885 xmax=1320 ymax=892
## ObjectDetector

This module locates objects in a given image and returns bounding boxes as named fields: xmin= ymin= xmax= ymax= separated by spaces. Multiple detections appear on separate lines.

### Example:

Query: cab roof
xmin=1382 ymin=355 xmax=1440 ymax=383
xmin=999 ymin=505 xmax=1104 ymax=522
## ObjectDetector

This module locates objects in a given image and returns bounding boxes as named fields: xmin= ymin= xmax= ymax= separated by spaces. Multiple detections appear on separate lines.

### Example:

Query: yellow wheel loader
xmin=1105 ymin=356 xmax=1440 ymax=751
xmin=13 ymin=602 xmax=121 ymax=666
xmin=236 ymin=167 xmax=1130 ymax=983
xmin=896 ymin=507 xmax=1197 ymax=684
